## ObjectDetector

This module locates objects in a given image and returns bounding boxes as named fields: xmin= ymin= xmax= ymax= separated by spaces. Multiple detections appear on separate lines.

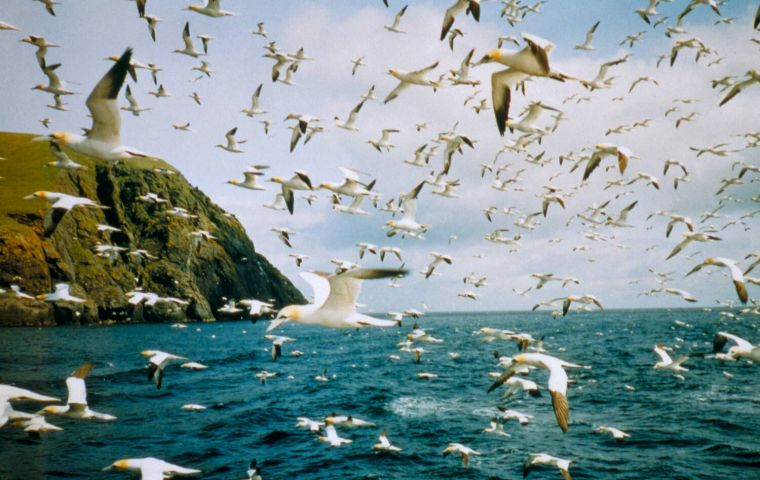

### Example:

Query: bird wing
xmin=182 ymin=22 xmax=194 ymax=50
xmin=491 ymin=69 xmax=527 ymax=136
xmin=86 ymin=48 xmax=132 ymax=145
xmin=383 ymin=81 xmax=409 ymax=104
xmin=719 ymin=331 xmax=753 ymax=352
xmin=65 ymin=376 xmax=88 ymax=410
xmin=585 ymin=20 xmax=599 ymax=44
xmin=400 ymin=182 xmax=425 ymax=222
xmin=654 ymin=345 xmax=673 ymax=363
xmin=322 ymin=268 xmax=405 ymax=315
xmin=300 ymin=272 xmax=331 ymax=308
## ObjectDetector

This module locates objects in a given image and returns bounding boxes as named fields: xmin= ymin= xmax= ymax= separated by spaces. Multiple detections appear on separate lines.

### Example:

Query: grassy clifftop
xmin=0 ymin=132 xmax=304 ymax=326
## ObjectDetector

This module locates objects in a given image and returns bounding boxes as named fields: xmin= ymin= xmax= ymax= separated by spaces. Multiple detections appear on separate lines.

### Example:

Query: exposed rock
xmin=0 ymin=132 xmax=304 ymax=326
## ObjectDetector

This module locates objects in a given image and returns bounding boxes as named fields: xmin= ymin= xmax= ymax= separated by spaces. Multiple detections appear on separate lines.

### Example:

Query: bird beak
xmin=23 ymin=194 xmax=37 ymax=200
xmin=476 ymin=55 xmax=490 ymax=65
xmin=32 ymin=135 xmax=50 ymax=142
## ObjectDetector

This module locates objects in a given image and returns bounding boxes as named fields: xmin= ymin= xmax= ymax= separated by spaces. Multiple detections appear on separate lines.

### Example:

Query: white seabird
xmin=104 ymin=458 xmax=201 ymax=479
xmin=267 ymin=267 xmax=407 ymax=332
xmin=489 ymin=353 xmax=581 ymax=432
xmin=140 ymin=350 xmax=188 ymax=389
xmin=33 ymin=49 xmax=152 ymax=160
xmin=38 ymin=363 xmax=116 ymax=421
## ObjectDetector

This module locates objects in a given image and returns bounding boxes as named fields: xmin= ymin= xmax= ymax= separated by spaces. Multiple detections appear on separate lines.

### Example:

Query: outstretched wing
xmin=87 ymin=48 xmax=132 ymax=145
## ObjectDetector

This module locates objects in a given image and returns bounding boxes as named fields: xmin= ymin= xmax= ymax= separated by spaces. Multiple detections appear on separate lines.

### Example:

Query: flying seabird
xmin=267 ymin=267 xmax=407 ymax=331
xmin=38 ymin=363 xmax=116 ymax=421
xmin=141 ymin=350 xmax=187 ymax=389
xmin=33 ymin=49 xmax=152 ymax=160
xmin=489 ymin=353 xmax=581 ymax=432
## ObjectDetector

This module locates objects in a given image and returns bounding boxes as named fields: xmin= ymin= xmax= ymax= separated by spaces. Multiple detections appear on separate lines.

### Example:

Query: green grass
xmin=0 ymin=131 xmax=172 ymax=231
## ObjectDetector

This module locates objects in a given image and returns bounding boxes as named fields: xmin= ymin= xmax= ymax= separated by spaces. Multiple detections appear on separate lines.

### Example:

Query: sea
xmin=1 ymin=309 xmax=758 ymax=479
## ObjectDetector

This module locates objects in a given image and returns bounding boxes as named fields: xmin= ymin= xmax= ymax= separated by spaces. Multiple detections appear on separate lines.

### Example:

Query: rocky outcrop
xmin=0 ymin=132 xmax=304 ymax=326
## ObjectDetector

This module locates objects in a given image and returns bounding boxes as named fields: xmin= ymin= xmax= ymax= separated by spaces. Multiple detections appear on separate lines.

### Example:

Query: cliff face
xmin=0 ymin=132 xmax=304 ymax=326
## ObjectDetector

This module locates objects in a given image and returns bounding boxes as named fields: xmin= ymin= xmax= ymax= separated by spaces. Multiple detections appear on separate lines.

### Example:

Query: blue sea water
xmin=1 ymin=309 xmax=759 ymax=479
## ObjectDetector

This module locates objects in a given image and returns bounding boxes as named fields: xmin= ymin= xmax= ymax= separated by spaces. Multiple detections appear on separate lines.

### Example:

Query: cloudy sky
xmin=1 ymin=0 xmax=758 ymax=313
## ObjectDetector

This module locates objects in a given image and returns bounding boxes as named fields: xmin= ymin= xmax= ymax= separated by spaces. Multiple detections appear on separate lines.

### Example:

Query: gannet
xmin=319 ymin=425 xmax=352 ymax=447
xmin=267 ymin=267 xmax=406 ymax=332
xmin=45 ymin=142 xmax=86 ymax=170
xmin=228 ymin=168 xmax=266 ymax=191
xmin=218 ymin=299 xmax=243 ymax=315
xmin=263 ymin=193 xmax=288 ymax=211
xmin=189 ymin=91 xmax=202 ymax=105
xmin=332 ymin=193 xmax=370 ymax=216
xmin=583 ymin=144 xmax=635 ymax=180
xmin=379 ymin=246 xmax=403 ymax=262
xmin=524 ymin=453 xmax=572 ymax=480
xmin=666 ymin=231 xmax=721 ymax=260
xmin=255 ymin=371 xmax=276 ymax=384
xmin=489 ymin=353 xmax=581 ymax=432
xmin=713 ymin=332 xmax=760 ymax=362
xmin=47 ymin=93 xmax=69 ymax=111
xmin=0 ymin=385 xmax=59 ymax=403
xmin=35 ymin=0 xmax=59 ymax=16
xmin=373 ymin=431 xmax=402 ymax=452
xmin=216 ymin=127 xmax=246 ymax=153
xmin=499 ymin=376 xmax=541 ymax=400
xmin=174 ymin=22 xmax=204 ymax=57
xmin=186 ymin=0 xmax=237 ymax=17
xmin=385 ymin=182 xmax=428 ymax=239
xmin=483 ymin=419 xmax=510 ymax=437
xmin=264 ymin=334 xmax=295 ymax=361
xmin=422 ymin=252 xmax=453 ymax=279
xmin=334 ymin=100 xmax=365 ymax=131
xmin=440 ymin=0 xmax=480 ymax=41
xmin=654 ymin=344 xmax=689 ymax=372
xmin=497 ymin=408 xmax=534 ymax=425
xmin=252 ymin=22 xmax=267 ymax=38
xmin=148 ymin=84 xmax=170 ymax=99
xmin=442 ymin=443 xmax=480 ymax=468
xmin=172 ymin=122 xmax=193 ymax=132
xmin=38 ymin=363 xmax=116 ymax=421
xmin=32 ymin=62 xmax=75 ymax=96
xmin=141 ymin=350 xmax=188 ymax=389
xmin=13 ymin=415 xmax=62 ymax=435
xmin=478 ymin=33 xmax=570 ymax=135
xmin=350 ymin=56 xmax=366 ymax=76
xmin=104 ymin=458 xmax=201 ymax=478
xmin=0 ymin=21 xmax=20 ymax=31
xmin=596 ymin=425 xmax=631 ymax=441
xmin=368 ymin=128 xmax=400 ymax=152
xmin=239 ymin=299 xmax=275 ymax=317
xmin=687 ymin=257 xmax=747 ymax=304
xmin=574 ymin=20 xmax=599 ymax=50
xmin=241 ymin=84 xmax=266 ymax=117
xmin=144 ymin=14 xmax=161 ymax=42
xmin=384 ymin=5 xmax=408 ymax=33
xmin=325 ymin=414 xmax=375 ymax=428
xmin=384 ymin=61 xmax=440 ymax=104
xmin=121 ymin=85 xmax=150 ymax=117
xmin=37 ymin=283 xmax=86 ymax=303
xmin=180 ymin=362 xmax=208 ymax=370
xmin=34 ymin=49 xmax=153 ymax=160
xmin=20 ymin=35 xmax=59 ymax=68
xmin=356 ymin=242 xmax=378 ymax=259
xmin=296 ymin=417 xmax=324 ymax=432
xmin=719 ymin=70 xmax=760 ymax=106
xmin=269 ymin=171 xmax=313 ymax=214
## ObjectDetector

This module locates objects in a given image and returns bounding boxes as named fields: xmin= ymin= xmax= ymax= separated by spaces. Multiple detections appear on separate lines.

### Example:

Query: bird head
xmin=226 ymin=180 xmax=239 ymax=185
xmin=34 ymin=131 xmax=70 ymax=145
xmin=269 ymin=176 xmax=285 ymax=184
xmin=704 ymin=258 xmax=714 ymax=265
xmin=103 ymin=459 xmax=131 ymax=472
xmin=23 ymin=191 xmax=48 ymax=201
xmin=477 ymin=49 xmax=502 ymax=65
xmin=512 ymin=353 xmax=527 ymax=363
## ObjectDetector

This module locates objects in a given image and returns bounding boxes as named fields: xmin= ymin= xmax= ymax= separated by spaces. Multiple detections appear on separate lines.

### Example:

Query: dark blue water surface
xmin=1 ymin=309 xmax=759 ymax=479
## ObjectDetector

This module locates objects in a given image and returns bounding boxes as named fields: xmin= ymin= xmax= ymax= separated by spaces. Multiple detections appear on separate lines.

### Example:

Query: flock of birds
xmin=1 ymin=0 xmax=760 ymax=478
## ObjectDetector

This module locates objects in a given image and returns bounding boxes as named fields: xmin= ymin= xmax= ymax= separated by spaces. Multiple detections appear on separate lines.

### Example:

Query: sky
xmin=0 ymin=0 xmax=758 ymax=314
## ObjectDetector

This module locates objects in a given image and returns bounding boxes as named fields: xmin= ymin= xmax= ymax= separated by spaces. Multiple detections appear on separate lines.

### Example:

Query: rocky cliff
xmin=0 ymin=132 xmax=304 ymax=326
